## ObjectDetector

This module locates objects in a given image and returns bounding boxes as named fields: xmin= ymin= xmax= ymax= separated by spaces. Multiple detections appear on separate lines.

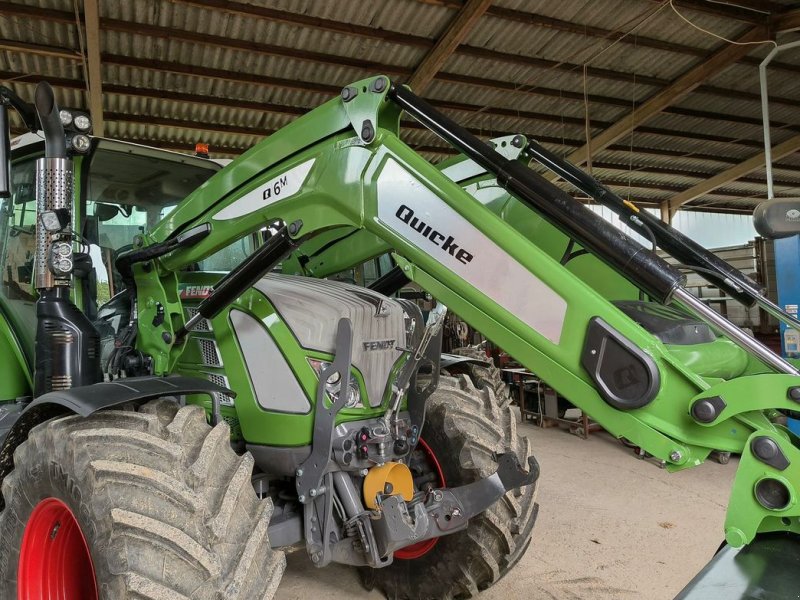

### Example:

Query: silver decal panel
xmin=230 ymin=309 xmax=311 ymax=414
xmin=376 ymin=159 xmax=567 ymax=344
xmin=214 ymin=158 xmax=315 ymax=220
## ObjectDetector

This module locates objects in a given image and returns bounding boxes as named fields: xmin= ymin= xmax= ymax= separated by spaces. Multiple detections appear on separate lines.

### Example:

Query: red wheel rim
xmin=18 ymin=498 xmax=98 ymax=600
xmin=395 ymin=438 xmax=446 ymax=560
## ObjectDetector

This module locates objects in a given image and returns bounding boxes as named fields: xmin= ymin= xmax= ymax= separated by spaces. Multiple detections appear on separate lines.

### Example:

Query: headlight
xmin=71 ymin=134 xmax=91 ymax=153
xmin=73 ymin=114 xmax=91 ymax=131
xmin=59 ymin=110 xmax=73 ymax=127
xmin=308 ymin=359 xmax=362 ymax=408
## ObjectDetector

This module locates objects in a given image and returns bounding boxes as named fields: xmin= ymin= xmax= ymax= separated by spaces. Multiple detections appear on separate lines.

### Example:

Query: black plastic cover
xmin=581 ymin=317 xmax=660 ymax=410
xmin=613 ymin=300 xmax=716 ymax=345
xmin=34 ymin=288 xmax=102 ymax=397
xmin=675 ymin=533 xmax=800 ymax=600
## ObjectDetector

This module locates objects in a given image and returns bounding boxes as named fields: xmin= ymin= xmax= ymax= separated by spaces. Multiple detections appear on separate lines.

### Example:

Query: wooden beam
xmin=564 ymin=25 xmax=769 ymax=168
xmin=3 ymin=66 xmax=780 ymax=159
xmin=665 ymin=134 xmax=800 ymax=215
xmin=7 ymin=1 xmax=800 ymax=105
xmin=773 ymin=7 xmax=800 ymax=32
xmin=407 ymin=0 xmax=492 ymax=92
xmin=660 ymin=202 xmax=671 ymax=224
xmin=0 ymin=39 xmax=79 ymax=60
xmin=83 ymin=0 xmax=104 ymax=136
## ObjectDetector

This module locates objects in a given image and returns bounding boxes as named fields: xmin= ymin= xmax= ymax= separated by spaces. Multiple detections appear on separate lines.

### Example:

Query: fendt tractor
xmin=0 ymin=74 xmax=798 ymax=599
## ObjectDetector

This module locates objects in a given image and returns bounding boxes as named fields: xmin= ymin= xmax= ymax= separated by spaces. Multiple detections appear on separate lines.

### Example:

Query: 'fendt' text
xmin=395 ymin=205 xmax=474 ymax=264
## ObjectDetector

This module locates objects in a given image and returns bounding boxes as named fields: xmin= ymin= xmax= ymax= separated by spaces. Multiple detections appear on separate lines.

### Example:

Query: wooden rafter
xmin=1 ymin=67 xmax=787 ymax=160
xmin=83 ymin=0 xmax=104 ymax=136
xmin=563 ymin=25 xmax=770 ymax=168
xmin=663 ymin=135 xmax=800 ymax=216
xmin=407 ymin=0 xmax=492 ymax=92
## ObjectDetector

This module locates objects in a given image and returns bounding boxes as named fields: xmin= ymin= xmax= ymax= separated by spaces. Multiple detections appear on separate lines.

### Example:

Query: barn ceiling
xmin=4 ymin=0 xmax=800 ymax=214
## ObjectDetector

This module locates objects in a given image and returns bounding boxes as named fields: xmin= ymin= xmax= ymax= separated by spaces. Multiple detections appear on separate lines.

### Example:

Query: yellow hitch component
xmin=363 ymin=462 xmax=415 ymax=509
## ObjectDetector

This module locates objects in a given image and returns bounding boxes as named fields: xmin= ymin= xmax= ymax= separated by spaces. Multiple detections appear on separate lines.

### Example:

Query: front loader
xmin=0 ymin=73 xmax=798 ymax=600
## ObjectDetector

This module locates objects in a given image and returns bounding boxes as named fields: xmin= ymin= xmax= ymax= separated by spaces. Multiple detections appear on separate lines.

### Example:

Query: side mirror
xmin=94 ymin=202 xmax=120 ymax=222
xmin=753 ymin=198 xmax=800 ymax=239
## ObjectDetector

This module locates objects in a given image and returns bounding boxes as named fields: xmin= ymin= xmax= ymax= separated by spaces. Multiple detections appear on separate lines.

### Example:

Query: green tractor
xmin=0 ymin=75 xmax=798 ymax=599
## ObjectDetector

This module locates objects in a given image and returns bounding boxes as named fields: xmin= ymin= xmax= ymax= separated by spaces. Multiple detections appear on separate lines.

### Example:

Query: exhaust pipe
xmin=32 ymin=82 xmax=101 ymax=396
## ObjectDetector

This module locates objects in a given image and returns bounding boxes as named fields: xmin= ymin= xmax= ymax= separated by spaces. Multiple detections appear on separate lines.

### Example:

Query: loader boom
xmin=110 ymin=75 xmax=800 ymax=550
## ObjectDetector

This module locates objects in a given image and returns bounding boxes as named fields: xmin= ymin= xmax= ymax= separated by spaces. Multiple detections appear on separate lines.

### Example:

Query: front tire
xmin=360 ymin=374 xmax=538 ymax=599
xmin=0 ymin=399 xmax=285 ymax=599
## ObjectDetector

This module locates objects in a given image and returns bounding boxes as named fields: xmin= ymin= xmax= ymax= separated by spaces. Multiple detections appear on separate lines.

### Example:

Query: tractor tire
xmin=360 ymin=374 xmax=538 ymax=599
xmin=0 ymin=399 xmax=285 ymax=599
xmin=451 ymin=346 xmax=511 ymax=408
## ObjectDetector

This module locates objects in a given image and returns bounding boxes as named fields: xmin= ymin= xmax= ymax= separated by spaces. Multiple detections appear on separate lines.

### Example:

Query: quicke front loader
xmin=0 ymin=75 xmax=797 ymax=599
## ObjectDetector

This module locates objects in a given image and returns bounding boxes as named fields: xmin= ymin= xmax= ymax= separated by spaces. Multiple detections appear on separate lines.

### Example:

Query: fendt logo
xmin=395 ymin=205 xmax=474 ymax=265
xmin=363 ymin=339 xmax=396 ymax=351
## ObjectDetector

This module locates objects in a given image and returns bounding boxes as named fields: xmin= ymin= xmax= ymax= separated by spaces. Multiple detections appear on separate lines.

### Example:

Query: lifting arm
xmin=132 ymin=75 xmax=800 ymax=549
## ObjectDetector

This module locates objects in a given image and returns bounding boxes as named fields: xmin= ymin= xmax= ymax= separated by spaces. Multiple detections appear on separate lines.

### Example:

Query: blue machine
xmin=775 ymin=235 xmax=800 ymax=358
xmin=774 ymin=235 xmax=800 ymax=435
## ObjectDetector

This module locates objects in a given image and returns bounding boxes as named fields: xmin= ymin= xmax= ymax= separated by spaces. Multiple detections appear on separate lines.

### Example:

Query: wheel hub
xmin=18 ymin=497 xmax=98 ymax=600
xmin=394 ymin=438 xmax=446 ymax=560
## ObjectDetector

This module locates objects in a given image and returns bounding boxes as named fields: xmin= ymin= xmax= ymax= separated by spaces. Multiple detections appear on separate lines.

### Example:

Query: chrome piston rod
xmin=672 ymin=287 xmax=800 ymax=376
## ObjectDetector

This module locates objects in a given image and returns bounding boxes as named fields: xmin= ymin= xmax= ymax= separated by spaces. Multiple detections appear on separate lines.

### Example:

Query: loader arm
xmin=129 ymin=75 xmax=800 ymax=550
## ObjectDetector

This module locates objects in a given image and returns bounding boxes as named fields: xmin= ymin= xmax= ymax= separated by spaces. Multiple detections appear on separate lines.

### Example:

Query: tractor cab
xmin=0 ymin=133 xmax=224 ymax=363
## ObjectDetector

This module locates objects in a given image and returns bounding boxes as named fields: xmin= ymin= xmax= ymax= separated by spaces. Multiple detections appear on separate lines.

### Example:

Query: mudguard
xmin=0 ymin=375 xmax=231 ymax=508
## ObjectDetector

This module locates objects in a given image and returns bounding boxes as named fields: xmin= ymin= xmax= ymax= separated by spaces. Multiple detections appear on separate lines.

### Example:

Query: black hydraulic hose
xmin=523 ymin=138 xmax=764 ymax=308
xmin=33 ymin=82 xmax=66 ymax=160
xmin=389 ymin=84 xmax=685 ymax=304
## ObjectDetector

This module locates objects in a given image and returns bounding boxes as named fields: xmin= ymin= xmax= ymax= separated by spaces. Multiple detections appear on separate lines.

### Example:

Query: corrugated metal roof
xmin=3 ymin=0 xmax=800 ymax=211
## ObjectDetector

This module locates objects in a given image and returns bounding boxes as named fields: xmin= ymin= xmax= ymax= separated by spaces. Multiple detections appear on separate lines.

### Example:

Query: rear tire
xmin=0 ymin=399 xmax=285 ymax=599
xmin=360 ymin=374 xmax=538 ymax=599
xmin=450 ymin=346 xmax=511 ymax=407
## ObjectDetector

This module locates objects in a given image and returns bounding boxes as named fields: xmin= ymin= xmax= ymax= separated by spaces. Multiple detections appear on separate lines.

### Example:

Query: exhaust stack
xmin=32 ymin=82 xmax=101 ymax=396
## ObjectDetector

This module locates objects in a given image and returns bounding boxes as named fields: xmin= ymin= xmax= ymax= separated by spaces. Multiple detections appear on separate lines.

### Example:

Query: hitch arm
xmin=371 ymin=453 xmax=540 ymax=558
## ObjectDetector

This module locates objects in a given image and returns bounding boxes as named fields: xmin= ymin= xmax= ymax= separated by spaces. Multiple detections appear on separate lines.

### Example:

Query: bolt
xmin=511 ymin=135 xmax=523 ymax=148
xmin=788 ymin=387 xmax=800 ymax=402
xmin=341 ymin=86 xmax=357 ymax=102
xmin=360 ymin=469 xmax=369 ymax=476
xmin=361 ymin=120 xmax=375 ymax=143
xmin=162 ymin=332 xmax=173 ymax=344
xmin=403 ymin=265 xmax=410 ymax=271
xmin=296 ymin=468 xmax=304 ymax=477
xmin=669 ymin=450 xmax=683 ymax=463
xmin=752 ymin=436 xmax=779 ymax=461
xmin=451 ymin=508 xmax=462 ymax=517
xmin=590 ymin=349 xmax=597 ymax=355
xmin=371 ymin=77 xmax=387 ymax=93
xmin=691 ymin=399 xmax=717 ymax=423
xmin=298 ymin=495 xmax=306 ymax=503
xmin=311 ymin=553 xmax=321 ymax=563
xmin=309 ymin=488 xmax=317 ymax=497
xmin=288 ymin=220 xmax=302 ymax=235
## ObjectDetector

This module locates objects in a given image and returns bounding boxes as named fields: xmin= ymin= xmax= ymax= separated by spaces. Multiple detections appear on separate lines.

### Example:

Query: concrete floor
xmin=276 ymin=417 xmax=736 ymax=599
